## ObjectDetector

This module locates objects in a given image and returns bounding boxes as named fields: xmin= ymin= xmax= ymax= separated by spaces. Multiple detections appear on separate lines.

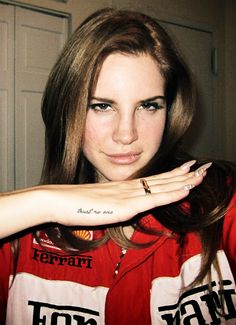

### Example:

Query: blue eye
xmin=139 ymin=101 xmax=165 ymax=111
xmin=89 ymin=103 xmax=112 ymax=112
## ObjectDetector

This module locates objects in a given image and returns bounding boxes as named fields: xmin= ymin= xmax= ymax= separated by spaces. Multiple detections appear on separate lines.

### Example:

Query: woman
xmin=0 ymin=8 xmax=235 ymax=325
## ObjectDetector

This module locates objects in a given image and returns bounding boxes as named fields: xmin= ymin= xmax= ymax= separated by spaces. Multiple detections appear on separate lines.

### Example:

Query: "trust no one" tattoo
xmin=77 ymin=208 xmax=113 ymax=215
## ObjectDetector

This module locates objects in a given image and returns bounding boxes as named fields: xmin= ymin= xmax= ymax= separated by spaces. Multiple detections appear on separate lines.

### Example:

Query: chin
xmin=101 ymin=169 xmax=138 ymax=182
xmin=95 ymin=160 xmax=148 ymax=182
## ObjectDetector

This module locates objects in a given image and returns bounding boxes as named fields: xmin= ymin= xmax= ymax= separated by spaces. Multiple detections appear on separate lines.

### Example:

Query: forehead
xmin=93 ymin=53 xmax=165 ymax=98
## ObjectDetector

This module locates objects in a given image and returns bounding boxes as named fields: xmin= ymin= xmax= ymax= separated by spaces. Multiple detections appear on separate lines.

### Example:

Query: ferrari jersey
xmin=0 ymin=194 xmax=236 ymax=324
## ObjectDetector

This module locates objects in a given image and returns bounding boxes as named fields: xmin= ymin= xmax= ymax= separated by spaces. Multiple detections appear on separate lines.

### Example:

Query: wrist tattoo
xmin=77 ymin=208 xmax=113 ymax=215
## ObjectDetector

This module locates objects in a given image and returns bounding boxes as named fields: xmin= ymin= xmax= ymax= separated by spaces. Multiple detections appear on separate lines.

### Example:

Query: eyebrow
xmin=90 ymin=95 xmax=166 ymax=104
xmin=140 ymin=96 xmax=166 ymax=103
xmin=90 ymin=96 xmax=115 ymax=104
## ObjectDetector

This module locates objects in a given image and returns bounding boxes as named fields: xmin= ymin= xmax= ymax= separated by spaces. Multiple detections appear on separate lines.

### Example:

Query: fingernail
xmin=194 ymin=162 xmax=212 ymax=177
xmin=182 ymin=184 xmax=195 ymax=191
xmin=181 ymin=160 xmax=197 ymax=170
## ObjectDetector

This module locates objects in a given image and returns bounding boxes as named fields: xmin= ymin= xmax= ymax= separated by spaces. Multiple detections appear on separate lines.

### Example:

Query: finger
xmin=112 ymin=170 xmax=203 ymax=199
xmin=146 ymin=179 xmax=197 ymax=194
xmin=151 ymin=167 xmax=209 ymax=191
xmin=124 ymin=188 xmax=191 ymax=220
xmin=144 ymin=160 xmax=197 ymax=181
xmin=137 ymin=181 xmax=195 ymax=199
xmin=142 ymin=161 xmax=212 ymax=185
xmin=143 ymin=172 xmax=195 ymax=186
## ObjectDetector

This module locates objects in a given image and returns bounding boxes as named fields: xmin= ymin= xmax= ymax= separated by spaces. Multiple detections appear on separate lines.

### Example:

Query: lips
xmin=105 ymin=152 xmax=141 ymax=165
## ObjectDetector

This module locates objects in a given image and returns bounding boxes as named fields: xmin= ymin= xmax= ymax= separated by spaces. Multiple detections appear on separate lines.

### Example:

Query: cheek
xmin=84 ymin=125 xmax=97 ymax=143
xmin=139 ymin=116 xmax=166 ymax=148
xmin=84 ymin=113 xmax=99 ymax=141
xmin=83 ymin=116 xmax=97 ymax=154
xmin=83 ymin=114 xmax=111 ymax=152
xmin=83 ymin=125 xmax=99 ymax=157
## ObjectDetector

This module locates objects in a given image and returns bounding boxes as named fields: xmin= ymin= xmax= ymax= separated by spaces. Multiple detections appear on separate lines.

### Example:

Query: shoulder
xmin=0 ymin=233 xmax=33 ymax=274
xmin=0 ymin=238 xmax=14 ymax=322
xmin=222 ymin=192 xmax=236 ymax=278
xmin=223 ymin=191 xmax=236 ymax=229
xmin=0 ymin=239 xmax=13 ymax=274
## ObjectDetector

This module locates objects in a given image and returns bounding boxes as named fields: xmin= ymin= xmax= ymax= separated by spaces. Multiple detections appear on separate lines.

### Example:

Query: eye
xmin=89 ymin=103 xmax=112 ymax=112
xmin=138 ymin=101 xmax=165 ymax=111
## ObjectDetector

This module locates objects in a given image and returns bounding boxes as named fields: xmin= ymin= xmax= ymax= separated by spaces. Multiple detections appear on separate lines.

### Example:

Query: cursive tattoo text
xmin=77 ymin=208 xmax=113 ymax=215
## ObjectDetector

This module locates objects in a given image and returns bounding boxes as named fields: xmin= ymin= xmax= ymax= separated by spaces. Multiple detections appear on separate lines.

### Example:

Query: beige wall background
xmin=3 ymin=0 xmax=236 ymax=161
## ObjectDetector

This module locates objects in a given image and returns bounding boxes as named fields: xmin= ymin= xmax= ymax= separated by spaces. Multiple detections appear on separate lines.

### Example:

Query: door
xmin=0 ymin=4 xmax=69 ymax=191
xmin=160 ymin=22 xmax=216 ymax=159
xmin=15 ymin=7 xmax=69 ymax=189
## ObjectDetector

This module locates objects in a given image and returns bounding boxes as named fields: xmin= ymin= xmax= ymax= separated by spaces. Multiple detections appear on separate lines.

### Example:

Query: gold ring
xmin=140 ymin=179 xmax=151 ymax=195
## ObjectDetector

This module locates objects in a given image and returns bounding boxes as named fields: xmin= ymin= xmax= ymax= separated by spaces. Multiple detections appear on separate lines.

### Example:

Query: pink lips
xmin=106 ymin=152 xmax=141 ymax=165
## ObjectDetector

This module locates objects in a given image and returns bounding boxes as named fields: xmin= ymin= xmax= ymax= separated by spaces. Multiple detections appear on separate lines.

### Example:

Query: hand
xmin=46 ymin=161 xmax=211 ymax=227
xmin=0 ymin=161 xmax=211 ymax=238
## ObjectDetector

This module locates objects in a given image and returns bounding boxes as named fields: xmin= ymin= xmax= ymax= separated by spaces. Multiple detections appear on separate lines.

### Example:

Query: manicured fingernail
xmin=194 ymin=162 xmax=212 ymax=177
xmin=182 ymin=184 xmax=195 ymax=191
xmin=181 ymin=160 xmax=197 ymax=170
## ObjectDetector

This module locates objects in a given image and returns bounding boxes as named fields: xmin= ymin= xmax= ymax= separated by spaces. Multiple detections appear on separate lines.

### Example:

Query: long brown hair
xmin=39 ymin=8 xmax=236 ymax=287
xmin=41 ymin=8 xmax=194 ymax=184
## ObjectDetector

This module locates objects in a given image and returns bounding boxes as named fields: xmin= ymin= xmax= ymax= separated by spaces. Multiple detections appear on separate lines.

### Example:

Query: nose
xmin=112 ymin=113 xmax=138 ymax=145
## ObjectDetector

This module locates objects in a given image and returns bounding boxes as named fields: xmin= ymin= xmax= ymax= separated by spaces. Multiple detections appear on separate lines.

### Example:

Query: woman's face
xmin=83 ymin=53 xmax=167 ymax=181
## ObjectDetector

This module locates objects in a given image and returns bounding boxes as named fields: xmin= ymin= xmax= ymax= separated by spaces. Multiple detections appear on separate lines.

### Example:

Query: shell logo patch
xmin=72 ymin=230 xmax=93 ymax=240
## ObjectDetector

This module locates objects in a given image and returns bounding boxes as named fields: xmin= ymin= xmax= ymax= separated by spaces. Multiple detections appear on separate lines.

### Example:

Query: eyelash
xmin=138 ymin=102 xmax=165 ymax=111
xmin=89 ymin=103 xmax=112 ymax=112
xmin=88 ymin=101 xmax=165 ymax=112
